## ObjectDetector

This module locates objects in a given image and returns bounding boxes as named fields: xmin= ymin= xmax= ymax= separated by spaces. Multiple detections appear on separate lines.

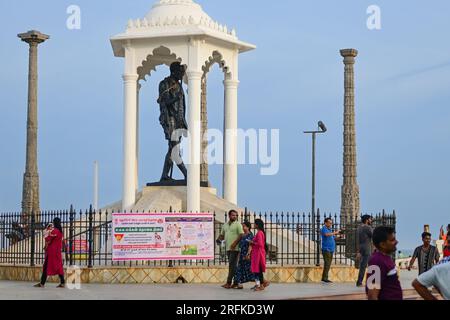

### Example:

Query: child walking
xmin=248 ymin=219 xmax=269 ymax=291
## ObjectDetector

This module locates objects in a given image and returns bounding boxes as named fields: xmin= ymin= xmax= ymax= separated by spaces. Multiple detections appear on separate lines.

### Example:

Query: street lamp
xmin=304 ymin=121 xmax=327 ymax=266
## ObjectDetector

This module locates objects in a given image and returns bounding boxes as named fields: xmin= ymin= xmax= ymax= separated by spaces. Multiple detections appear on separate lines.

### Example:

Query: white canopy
xmin=111 ymin=0 xmax=256 ymax=212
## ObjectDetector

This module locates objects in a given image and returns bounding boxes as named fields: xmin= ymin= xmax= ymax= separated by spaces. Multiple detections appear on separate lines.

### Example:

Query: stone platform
xmin=103 ymin=186 xmax=242 ymax=215
xmin=0 ymin=265 xmax=359 ymax=284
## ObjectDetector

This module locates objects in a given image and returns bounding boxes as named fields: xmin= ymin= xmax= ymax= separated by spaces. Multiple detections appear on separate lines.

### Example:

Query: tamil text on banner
xmin=112 ymin=213 xmax=214 ymax=261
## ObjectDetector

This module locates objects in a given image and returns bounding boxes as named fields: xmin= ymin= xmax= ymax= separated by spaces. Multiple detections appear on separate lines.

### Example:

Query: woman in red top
xmin=444 ymin=230 xmax=450 ymax=257
xmin=34 ymin=217 xmax=65 ymax=288
xmin=247 ymin=219 xmax=269 ymax=291
xmin=444 ymin=246 xmax=450 ymax=257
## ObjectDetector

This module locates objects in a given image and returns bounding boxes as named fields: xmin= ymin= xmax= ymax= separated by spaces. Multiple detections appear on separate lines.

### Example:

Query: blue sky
xmin=0 ymin=0 xmax=449 ymax=249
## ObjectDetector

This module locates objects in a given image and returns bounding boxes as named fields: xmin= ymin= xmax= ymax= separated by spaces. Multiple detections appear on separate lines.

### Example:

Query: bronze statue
xmin=157 ymin=62 xmax=188 ymax=182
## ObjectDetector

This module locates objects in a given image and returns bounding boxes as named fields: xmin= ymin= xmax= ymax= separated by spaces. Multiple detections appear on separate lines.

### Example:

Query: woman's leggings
xmin=254 ymin=272 xmax=264 ymax=284
xmin=40 ymin=258 xmax=65 ymax=285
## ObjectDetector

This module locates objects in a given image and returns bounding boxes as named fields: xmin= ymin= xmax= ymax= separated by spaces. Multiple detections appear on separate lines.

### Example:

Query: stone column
xmin=122 ymin=74 xmax=138 ymax=211
xmin=187 ymin=70 xmax=203 ymax=212
xmin=200 ymin=74 xmax=209 ymax=186
xmin=340 ymin=49 xmax=360 ymax=225
xmin=18 ymin=30 xmax=49 ymax=221
xmin=223 ymin=75 xmax=239 ymax=205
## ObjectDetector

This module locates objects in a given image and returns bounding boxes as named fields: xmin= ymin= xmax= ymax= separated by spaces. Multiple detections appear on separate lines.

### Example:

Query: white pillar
xmin=223 ymin=76 xmax=239 ymax=205
xmin=135 ymin=82 xmax=141 ymax=194
xmin=122 ymin=74 xmax=138 ymax=211
xmin=187 ymin=70 xmax=203 ymax=212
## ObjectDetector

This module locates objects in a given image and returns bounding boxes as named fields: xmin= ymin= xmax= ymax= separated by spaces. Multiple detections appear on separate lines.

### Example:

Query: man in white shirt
xmin=412 ymin=261 xmax=450 ymax=300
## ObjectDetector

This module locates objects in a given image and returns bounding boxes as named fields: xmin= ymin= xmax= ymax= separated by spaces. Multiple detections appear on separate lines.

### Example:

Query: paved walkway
xmin=0 ymin=271 xmax=418 ymax=300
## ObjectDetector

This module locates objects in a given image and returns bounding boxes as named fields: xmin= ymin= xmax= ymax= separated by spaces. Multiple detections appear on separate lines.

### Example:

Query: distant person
xmin=216 ymin=210 xmax=244 ymax=289
xmin=248 ymin=219 xmax=269 ymax=291
xmin=408 ymin=232 xmax=440 ymax=275
xmin=356 ymin=215 xmax=373 ymax=287
xmin=439 ymin=225 xmax=450 ymax=256
xmin=444 ymin=227 xmax=450 ymax=258
xmin=321 ymin=218 xmax=341 ymax=283
xmin=444 ymin=243 xmax=450 ymax=258
xmin=234 ymin=221 xmax=254 ymax=289
xmin=366 ymin=226 xmax=403 ymax=300
xmin=439 ymin=224 xmax=449 ymax=242
xmin=34 ymin=217 xmax=65 ymax=288
xmin=412 ymin=261 xmax=450 ymax=300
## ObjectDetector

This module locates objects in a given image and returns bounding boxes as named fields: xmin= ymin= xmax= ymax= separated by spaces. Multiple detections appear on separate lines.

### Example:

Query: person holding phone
xmin=321 ymin=218 xmax=341 ymax=283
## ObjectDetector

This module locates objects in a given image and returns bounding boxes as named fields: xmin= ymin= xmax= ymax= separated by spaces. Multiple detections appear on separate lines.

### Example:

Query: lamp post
xmin=304 ymin=121 xmax=327 ymax=266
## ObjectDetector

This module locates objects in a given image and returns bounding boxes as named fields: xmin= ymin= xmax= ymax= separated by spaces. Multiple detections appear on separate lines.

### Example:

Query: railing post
xmin=316 ymin=209 xmax=321 ymax=266
xmin=88 ymin=205 xmax=93 ymax=268
xmin=30 ymin=212 xmax=36 ymax=267
xmin=69 ymin=205 xmax=74 ymax=266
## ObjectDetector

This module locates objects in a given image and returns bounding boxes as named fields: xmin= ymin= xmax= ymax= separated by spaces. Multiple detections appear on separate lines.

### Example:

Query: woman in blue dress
xmin=234 ymin=221 xmax=255 ymax=289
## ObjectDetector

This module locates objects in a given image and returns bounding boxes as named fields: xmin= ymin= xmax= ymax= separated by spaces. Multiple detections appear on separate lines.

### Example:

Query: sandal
xmin=254 ymin=286 xmax=265 ymax=291
xmin=57 ymin=284 xmax=65 ymax=288
xmin=221 ymin=283 xmax=232 ymax=289
xmin=262 ymin=281 xmax=270 ymax=288
xmin=33 ymin=283 xmax=44 ymax=288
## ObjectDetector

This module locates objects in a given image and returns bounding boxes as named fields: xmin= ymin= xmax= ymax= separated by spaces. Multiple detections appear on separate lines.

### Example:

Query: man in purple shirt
xmin=366 ymin=226 xmax=403 ymax=300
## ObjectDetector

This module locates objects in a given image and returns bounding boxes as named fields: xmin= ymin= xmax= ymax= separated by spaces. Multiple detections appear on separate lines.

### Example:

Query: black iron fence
xmin=0 ymin=207 xmax=395 ymax=267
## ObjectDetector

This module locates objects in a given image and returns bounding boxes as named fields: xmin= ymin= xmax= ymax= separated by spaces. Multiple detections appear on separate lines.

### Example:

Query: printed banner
xmin=72 ymin=234 xmax=89 ymax=260
xmin=112 ymin=213 xmax=214 ymax=261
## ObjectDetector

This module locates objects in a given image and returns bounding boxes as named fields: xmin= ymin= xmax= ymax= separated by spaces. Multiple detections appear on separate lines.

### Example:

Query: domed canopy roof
xmin=111 ymin=0 xmax=256 ymax=57
xmin=146 ymin=0 xmax=212 ymax=24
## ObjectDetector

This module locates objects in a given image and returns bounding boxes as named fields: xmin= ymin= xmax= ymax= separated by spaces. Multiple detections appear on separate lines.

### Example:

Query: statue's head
xmin=170 ymin=61 xmax=186 ymax=81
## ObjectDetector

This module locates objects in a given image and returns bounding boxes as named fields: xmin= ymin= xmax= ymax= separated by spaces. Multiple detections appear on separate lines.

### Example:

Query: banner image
xmin=72 ymin=234 xmax=89 ymax=260
xmin=112 ymin=213 xmax=214 ymax=261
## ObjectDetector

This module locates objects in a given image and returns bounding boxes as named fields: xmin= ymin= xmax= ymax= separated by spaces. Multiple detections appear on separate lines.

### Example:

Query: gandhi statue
xmin=157 ymin=62 xmax=188 ymax=182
